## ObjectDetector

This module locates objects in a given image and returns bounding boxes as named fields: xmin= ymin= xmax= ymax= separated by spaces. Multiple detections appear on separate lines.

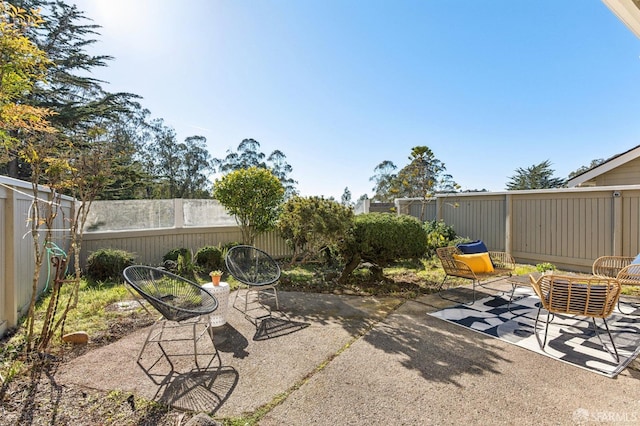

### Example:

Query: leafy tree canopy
xmin=18 ymin=0 xmax=138 ymax=131
xmin=506 ymin=160 xmax=566 ymax=190
xmin=0 ymin=1 xmax=54 ymax=152
xmin=341 ymin=187 xmax=352 ymax=206
xmin=213 ymin=166 xmax=285 ymax=244
xmin=214 ymin=138 xmax=297 ymax=198
xmin=568 ymin=158 xmax=606 ymax=179
xmin=2 ymin=0 xmax=143 ymax=189
xmin=370 ymin=146 xmax=458 ymax=202
xmin=144 ymin=119 xmax=213 ymax=199
xmin=370 ymin=160 xmax=397 ymax=202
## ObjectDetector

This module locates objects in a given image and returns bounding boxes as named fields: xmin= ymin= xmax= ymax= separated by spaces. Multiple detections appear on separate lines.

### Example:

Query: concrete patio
xmin=56 ymin=280 xmax=640 ymax=424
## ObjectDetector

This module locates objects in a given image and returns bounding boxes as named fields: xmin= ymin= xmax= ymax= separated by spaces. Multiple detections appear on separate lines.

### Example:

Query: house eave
xmin=567 ymin=145 xmax=640 ymax=187
xmin=602 ymin=0 xmax=640 ymax=39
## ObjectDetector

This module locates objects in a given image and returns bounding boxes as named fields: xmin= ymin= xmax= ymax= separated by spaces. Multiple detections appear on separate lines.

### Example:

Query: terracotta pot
xmin=211 ymin=275 xmax=221 ymax=286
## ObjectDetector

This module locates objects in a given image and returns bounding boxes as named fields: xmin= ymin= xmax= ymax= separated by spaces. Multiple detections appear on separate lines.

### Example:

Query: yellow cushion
xmin=453 ymin=253 xmax=494 ymax=273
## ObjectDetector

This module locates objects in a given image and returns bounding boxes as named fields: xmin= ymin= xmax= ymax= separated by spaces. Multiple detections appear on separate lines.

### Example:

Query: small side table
xmin=202 ymin=281 xmax=230 ymax=327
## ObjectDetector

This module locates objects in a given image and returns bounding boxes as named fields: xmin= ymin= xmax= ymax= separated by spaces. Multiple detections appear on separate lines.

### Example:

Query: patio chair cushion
xmin=457 ymin=240 xmax=488 ymax=254
xmin=453 ymin=252 xmax=494 ymax=273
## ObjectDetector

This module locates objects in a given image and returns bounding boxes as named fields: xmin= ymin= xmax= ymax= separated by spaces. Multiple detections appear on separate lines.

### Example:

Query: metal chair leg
xmin=233 ymin=285 xmax=279 ymax=314
xmin=617 ymin=298 xmax=640 ymax=316
xmin=592 ymin=318 xmax=620 ymax=363
xmin=258 ymin=285 xmax=279 ymax=310
xmin=507 ymin=283 xmax=518 ymax=311
xmin=533 ymin=305 xmax=551 ymax=350
xmin=270 ymin=286 xmax=279 ymax=310
xmin=436 ymin=275 xmax=449 ymax=295
xmin=231 ymin=286 xmax=246 ymax=312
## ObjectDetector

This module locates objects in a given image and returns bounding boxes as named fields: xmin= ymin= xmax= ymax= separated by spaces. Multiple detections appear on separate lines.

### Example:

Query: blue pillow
xmin=632 ymin=253 xmax=640 ymax=264
xmin=457 ymin=240 xmax=488 ymax=254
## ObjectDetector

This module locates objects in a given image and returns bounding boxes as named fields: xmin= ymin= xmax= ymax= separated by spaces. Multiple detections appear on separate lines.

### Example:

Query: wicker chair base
xmin=533 ymin=307 xmax=620 ymax=363
xmin=530 ymin=274 xmax=622 ymax=363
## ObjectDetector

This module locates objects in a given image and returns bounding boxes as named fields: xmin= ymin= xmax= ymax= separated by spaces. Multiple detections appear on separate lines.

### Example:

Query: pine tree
xmin=506 ymin=160 xmax=566 ymax=190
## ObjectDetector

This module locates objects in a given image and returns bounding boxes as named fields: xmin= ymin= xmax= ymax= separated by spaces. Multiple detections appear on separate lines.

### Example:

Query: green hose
xmin=44 ymin=242 xmax=68 ymax=292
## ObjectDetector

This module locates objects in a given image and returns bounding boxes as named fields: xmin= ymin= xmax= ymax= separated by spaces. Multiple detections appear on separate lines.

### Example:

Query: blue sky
xmin=72 ymin=0 xmax=640 ymax=199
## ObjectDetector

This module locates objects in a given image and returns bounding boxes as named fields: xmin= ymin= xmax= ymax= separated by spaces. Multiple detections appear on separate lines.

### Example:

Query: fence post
xmin=505 ymin=193 xmax=512 ymax=254
xmin=612 ymin=190 xmax=623 ymax=255
xmin=3 ymin=184 xmax=17 ymax=331
xmin=174 ymin=198 xmax=184 ymax=229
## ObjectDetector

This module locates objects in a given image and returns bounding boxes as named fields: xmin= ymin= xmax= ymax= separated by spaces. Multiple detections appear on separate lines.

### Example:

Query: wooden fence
xmin=6 ymin=182 xmax=640 ymax=338
xmin=80 ymin=226 xmax=290 ymax=268
xmin=394 ymin=185 xmax=640 ymax=272
xmin=0 ymin=176 xmax=74 ymax=337
xmin=78 ymin=199 xmax=291 ymax=268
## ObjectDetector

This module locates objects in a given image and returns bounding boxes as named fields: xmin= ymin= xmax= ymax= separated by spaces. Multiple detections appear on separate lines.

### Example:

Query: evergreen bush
xmin=86 ymin=248 xmax=135 ymax=282
xmin=195 ymin=245 xmax=225 ymax=271
xmin=278 ymin=195 xmax=354 ymax=263
xmin=338 ymin=213 xmax=427 ymax=281
xmin=163 ymin=247 xmax=189 ymax=262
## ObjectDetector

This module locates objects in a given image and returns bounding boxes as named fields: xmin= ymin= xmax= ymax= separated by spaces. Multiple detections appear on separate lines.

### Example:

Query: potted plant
xmin=209 ymin=270 xmax=223 ymax=286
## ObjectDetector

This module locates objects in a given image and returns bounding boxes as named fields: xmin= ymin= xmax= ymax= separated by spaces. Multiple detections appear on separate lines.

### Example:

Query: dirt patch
xmin=1 ymin=367 xmax=192 ymax=425
xmin=0 ymin=308 xmax=197 ymax=425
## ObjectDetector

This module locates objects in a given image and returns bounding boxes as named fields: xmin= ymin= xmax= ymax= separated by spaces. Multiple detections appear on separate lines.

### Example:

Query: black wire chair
xmin=123 ymin=265 xmax=219 ymax=368
xmin=225 ymin=245 xmax=280 ymax=314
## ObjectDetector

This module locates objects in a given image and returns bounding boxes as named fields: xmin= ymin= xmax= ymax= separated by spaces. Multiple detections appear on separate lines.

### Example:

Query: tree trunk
xmin=338 ymin=254 xmax=361 ymax=283
xmin=370 ymin=263 xmax=384 ymax=281
xmin=7 ymin=158 xmax=18 ymax=178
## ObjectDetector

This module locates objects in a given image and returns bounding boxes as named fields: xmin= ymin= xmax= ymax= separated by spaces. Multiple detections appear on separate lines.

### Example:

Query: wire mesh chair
xmin=225 ymin=245 xmax=280 ymax=314
xmin=123 ymin=265 xmax=219 ymax=368
xmin=529 ymin=274 xmax=622 ymax=362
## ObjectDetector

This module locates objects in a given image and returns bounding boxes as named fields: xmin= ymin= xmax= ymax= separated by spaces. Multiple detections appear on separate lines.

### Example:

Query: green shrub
xmin=213 ymin=167 xmax=285 ymax=245
xmin=163 ymin=247 xmax=189 ymax=262
xmin=338 ymin=213 xmax=427 ymax=282
xmin=424 ymin=220 xmax=457 ymax=257
xmin=86 ymin=248 xmax=135 ymax=282
xmin=277 ymin=196 xmax=354 ymax=263
xmin=176 ymin=250 xmax=197 ymax=280
xmin=221 ymin=241 xmax=241 ymax=251
xmin=536 ymin=262 xmax=556 ymax=272
xmin=161 ymin=248 xmax=198 ymax=280
xmin=195 ymin=245 xmax=225 ymax=272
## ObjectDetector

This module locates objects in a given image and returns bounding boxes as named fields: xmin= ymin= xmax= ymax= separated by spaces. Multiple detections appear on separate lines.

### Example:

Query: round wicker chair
xmin=592 ymin=255 xmax=640 ymax=314
xmin=529 ymin=274 xmax=622 ymax=362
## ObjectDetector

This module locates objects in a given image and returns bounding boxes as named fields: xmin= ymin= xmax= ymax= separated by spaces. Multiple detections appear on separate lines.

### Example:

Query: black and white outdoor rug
xmin=429 ymin=288 xmax=640 ymax=377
